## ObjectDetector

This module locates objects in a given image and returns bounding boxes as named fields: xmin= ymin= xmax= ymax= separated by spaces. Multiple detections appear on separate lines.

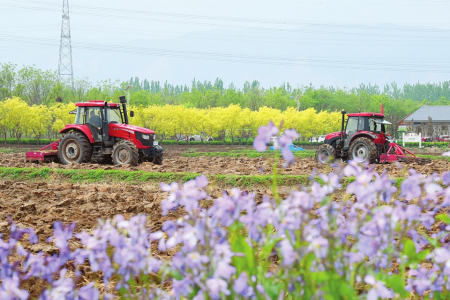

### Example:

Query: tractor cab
xmin=342 ymin=113 xmax=391 ymax=150
xmin=70 ymin=101 xmax=133 ymax=143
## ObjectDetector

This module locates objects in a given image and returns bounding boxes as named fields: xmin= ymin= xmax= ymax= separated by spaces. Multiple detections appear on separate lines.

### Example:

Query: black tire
xmin=190 ymin=138 xmax=195 ymax=142
xmin=58 ymin=131 xmax=93 ymax=165
xmin=153 ymin=155 xmax=163 ymax=165
xmin=316 ymin=144 xmax=336 ymax=163
xmin=112 ymin=140 xmax=139 ymax=166
xmin=208 ymin=137 xmax=213 ymax=142
xmin=349 ymin=137 xmax=377 ymax=164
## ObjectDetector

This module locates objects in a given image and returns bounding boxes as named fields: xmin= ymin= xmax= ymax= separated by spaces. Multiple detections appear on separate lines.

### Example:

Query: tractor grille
xmin=135 ymin=132 xmax=153 ymax=147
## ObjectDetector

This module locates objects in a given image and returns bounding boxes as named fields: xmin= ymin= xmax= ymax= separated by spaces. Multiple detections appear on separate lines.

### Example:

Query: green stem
xmin=272 ymin=154 xmax=280 ymax=204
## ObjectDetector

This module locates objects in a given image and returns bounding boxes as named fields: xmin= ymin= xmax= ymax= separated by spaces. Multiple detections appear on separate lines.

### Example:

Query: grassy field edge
xmin=0 ymin=166 xmax=408 ymax=189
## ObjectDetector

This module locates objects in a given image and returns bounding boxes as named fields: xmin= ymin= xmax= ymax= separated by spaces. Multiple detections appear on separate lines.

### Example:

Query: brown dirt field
xmin=0 ymin=181 xmax=169 ymax=251
xmin=0 ymin=149 xmax=449 ymax=178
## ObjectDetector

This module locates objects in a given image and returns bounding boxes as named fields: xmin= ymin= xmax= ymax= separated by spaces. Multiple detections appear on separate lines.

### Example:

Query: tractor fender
xmin=59 ymin=125 xmax=95 ymax=143
xmin=349 ymin=132 xmax=377 ymax=145
xmin=324 ymin=137 xmax=340 ymax=146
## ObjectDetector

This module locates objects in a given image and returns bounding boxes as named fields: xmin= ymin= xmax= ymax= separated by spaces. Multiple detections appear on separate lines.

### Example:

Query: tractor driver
xmin=88 ymin=110 xmax=101 ymax=127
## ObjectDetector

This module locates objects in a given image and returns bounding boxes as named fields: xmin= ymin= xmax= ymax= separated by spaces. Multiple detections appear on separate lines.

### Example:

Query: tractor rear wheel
xmin=349 ymin=137 xmax=377 ymax=164
xmin=58 ymin=132 xmax=93 ymax=165
xmin=112 ymin=140 xmax=139 ymax=166
xmin=316 ymin=144 xmax=336 ymax=163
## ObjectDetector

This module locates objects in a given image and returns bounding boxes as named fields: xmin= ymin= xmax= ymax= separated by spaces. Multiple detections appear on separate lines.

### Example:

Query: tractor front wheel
xmin=153 ymin=155 xmax=163 ymax=165
xmin=316 ymin=144 xmax=336 ymax=163
xmin=112 ymin=140 xmax=139 ymax=166
xmin=349 ymin=137 xmax=377 ymax=164
xmin=58 ymin=132 xmax=93 ymax=165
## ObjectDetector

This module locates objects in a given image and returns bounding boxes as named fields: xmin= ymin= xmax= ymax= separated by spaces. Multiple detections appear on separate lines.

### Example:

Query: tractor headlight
xmin=142 ymin=134 xmax=150 ymax=140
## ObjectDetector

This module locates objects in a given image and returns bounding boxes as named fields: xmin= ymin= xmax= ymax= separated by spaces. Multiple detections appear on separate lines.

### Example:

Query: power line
xmin=2 ymin=34 xmax=450 ymax=73
xmin=12 ymin=0 xmax=450 ymax=33
xmin=2 ymin=2 xmax=450 ymax=40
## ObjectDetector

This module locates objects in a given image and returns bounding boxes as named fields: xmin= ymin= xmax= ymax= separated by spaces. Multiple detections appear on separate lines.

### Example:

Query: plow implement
xmin=26 ymin=140 xmax=60 ymax=163
xmin=379 ymin=142 xmax=431 ymax=165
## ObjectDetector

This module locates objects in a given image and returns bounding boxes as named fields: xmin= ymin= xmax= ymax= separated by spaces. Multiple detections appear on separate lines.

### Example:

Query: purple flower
xmin=407 ymin=267 xmax=438 ymax=295
xmin=160 ymin=176 xmax=208 ymax=215
xmin=79 ymin=282 xmax=99 ymax=300
xmin=172 ymin=278 xmax=193 ymax=298
xmin=206 ymin=277 xmax=230 ymax=299
xmin=39 ymin=269 xmax=75 ymax=300
xmin=186 ymin=252 xmax=209 ymax=270
xmin=364 ymin=275 xmax=393 ymax=300
xmin=214 ymin=261 xmax=236 ymax=279
xmin=253 ymin=121 xmax=279 ymax=152
xmin=400 ymin=171 xmax=423 ymax=200
xmin=307 ymin=236 xmax=329 ymax=259
xmin=442 ymin=171 xmax=450 ymax=185
xmin=0 ymin=273 xmax=29 ymax=300
xmin=279 ymin=239 xmax=295 ymax=265
xmin=195 ymin=175 xmax=209 ymax=188
xmin=279 ymin=129 xmax=300 ymax=147
xmin=233 ymin=272 xmax=254 ymax=297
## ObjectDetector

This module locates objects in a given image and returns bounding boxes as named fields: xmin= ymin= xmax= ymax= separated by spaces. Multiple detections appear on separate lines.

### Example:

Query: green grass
xmin=0 ymin=166 xmax=320 ymax=187
xmin=0 ymin=148 xmax=24 ymax=154
xmin=416 ymin=154 xmax=450 ymax=161
xmin=0 ymin=166 xmax=414 ymax=192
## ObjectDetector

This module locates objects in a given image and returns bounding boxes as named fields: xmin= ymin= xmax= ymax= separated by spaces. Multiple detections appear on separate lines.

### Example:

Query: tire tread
xmin=112 ymin=140 xmax=139 ymax=166
xmin=349 ymin=137 xmax=377 ymax=164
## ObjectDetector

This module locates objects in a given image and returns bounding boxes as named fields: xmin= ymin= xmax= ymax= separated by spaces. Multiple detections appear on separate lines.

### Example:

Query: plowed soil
xmin=0 ymin=181 xmax=173 ymax=251
xmin=0 ymin=146 xmax=448 ymax=256
xmin=0 ymin=150 xmax=448 ymax=178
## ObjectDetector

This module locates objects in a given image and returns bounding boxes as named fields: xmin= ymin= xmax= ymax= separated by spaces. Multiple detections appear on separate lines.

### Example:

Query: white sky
xmin=1 ymin=0 xmax=450 ymax=88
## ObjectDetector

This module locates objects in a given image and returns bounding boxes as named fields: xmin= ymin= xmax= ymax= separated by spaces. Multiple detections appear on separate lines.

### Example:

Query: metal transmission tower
xmin=58 ymin=0 xmax=73 ymax=86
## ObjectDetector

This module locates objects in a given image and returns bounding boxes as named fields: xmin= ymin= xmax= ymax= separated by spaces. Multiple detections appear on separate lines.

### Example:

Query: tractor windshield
xmin=369 ymin=118 xmax=390 ymax=133
xmin=74 ymin=107 xmax=83 ymax=124
xmin=107 ymin=107 xmax=123 ymax=124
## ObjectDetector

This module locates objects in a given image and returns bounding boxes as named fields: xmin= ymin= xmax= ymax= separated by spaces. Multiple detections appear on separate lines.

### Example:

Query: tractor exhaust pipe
xmin=341 ymin=110 xmax=346 ymax=139
xmin=119 ymin=96 xmax=129 ymax=125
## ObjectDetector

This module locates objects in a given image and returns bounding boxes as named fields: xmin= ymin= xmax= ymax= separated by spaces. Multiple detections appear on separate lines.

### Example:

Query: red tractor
xmin=26 ymin=96 xmax=163 ymax=166
xmin=316 ymin=110 xmax=430 ymax=165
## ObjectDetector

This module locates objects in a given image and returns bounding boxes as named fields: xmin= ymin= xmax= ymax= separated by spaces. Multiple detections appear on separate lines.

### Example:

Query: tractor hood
xmin=325 ymin=132 xmax=341 ymax=140
xmin=110 ymin=123 xmax=155 ymax=134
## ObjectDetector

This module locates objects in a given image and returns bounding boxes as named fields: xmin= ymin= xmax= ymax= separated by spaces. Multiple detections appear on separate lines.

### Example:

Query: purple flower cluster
xmin=0 ymin=216 xmax=163 ymax=299
xmin=2 ymin=122 xmax=450 ymax=299
xmin=253 ymin=121 xmax=300 ymax=165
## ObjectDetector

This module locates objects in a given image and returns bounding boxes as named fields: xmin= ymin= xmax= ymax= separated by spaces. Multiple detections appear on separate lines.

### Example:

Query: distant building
xmin=403 ymin=105 xmax=450 ymax=137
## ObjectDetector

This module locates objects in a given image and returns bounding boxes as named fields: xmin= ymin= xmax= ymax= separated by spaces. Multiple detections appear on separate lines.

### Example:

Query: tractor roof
xmin=75 ymin=100 xmax=120 ymax=107
xmin=347 ymin=112 xmax=384 ymax=117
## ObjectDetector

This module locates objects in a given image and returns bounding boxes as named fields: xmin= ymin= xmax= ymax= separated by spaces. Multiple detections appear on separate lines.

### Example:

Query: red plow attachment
xmin=26 ymin=140 xmax=60 ymax=163
xmin=379 ymin=143 xmax=431 ymax=165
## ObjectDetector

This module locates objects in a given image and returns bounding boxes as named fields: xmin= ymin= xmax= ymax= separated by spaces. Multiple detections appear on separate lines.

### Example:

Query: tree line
xmin=3 ymin=62 xmax=450 ymax=137
xmin=0 ymin=97 xmax=345 ymax=144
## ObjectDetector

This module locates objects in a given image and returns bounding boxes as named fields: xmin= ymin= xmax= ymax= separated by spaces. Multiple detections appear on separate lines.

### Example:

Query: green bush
xmin=398 ymin=141 xmax=449 ymax=148
xmin=0 ymin=138 xmax=56 ymax=145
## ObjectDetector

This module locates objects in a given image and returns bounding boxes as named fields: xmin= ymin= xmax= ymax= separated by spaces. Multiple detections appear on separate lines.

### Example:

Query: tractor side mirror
xmin=130 ymin=111 xmax=134 ymax=117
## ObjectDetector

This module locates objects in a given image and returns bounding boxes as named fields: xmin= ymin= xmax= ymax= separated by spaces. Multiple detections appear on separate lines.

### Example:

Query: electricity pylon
xmin=58 ymin=0 xmax=74 ymax=86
